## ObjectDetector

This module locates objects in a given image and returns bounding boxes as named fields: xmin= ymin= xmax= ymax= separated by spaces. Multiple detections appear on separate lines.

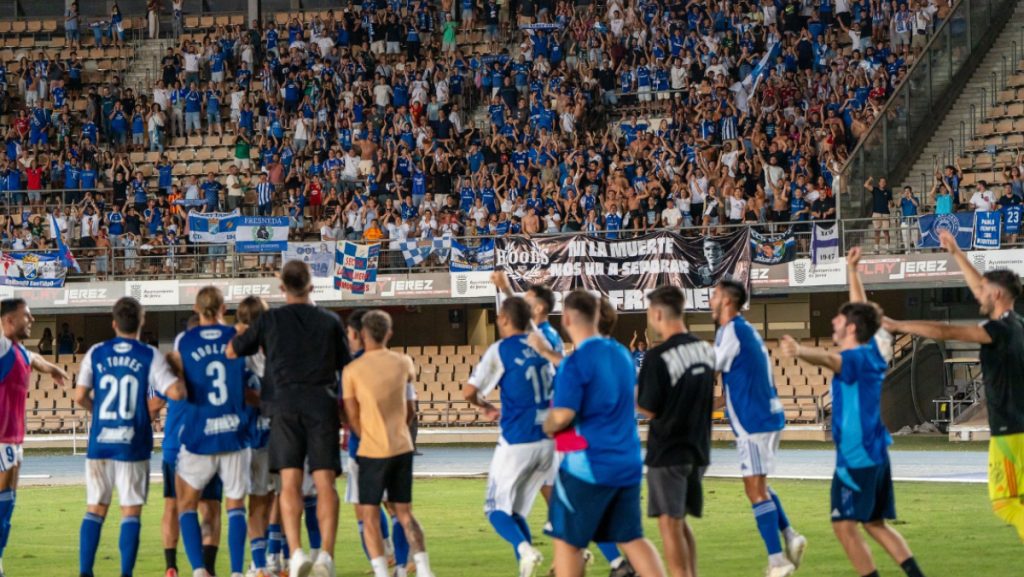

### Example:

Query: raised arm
xmin=939 ymin=229 xmax=984 ymax=300
xmin=882 ymin=317 xmax=992 ymax=344
xmin=847 ymin=246 xmax=866 ymax=303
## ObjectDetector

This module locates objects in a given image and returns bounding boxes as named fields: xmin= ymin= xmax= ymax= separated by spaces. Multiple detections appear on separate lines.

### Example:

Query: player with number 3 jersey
xmin=170 ymin=287 xmax=250 ymax=577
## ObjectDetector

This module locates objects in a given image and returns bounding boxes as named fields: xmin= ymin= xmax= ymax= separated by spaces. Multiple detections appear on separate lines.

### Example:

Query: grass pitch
xmin=9 ymin=477 xmax=1017 ymax=577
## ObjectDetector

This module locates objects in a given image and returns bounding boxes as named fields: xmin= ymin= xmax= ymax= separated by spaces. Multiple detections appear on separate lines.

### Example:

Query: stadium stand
xmin=0 ymin=0 xmax=999 ymax=440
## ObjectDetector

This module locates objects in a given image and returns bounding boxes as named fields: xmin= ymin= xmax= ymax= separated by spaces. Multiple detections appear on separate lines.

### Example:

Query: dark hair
xmin=347 ymin=308 xmax=369 ymax=332
xmin=717 ymin=279 xmax=748 ymax=309
xmin=236 ymin=295 xmax=268 ymax=325
xmin=984 ymin=269 xmax=1023 ymax=300
xmin=500 ymin=296 xmax=532 ymax=332
xmin=648 ymin=286 xmax=686 ymax=318
xmin=598 ymin=297 xmax=618 ymax=336
xmin=838 ymin=302 xmax=882 ymax=344
xmin=527 ymin=284 xmax=555 ymax=316
xmin=281 ymin=260 xmax=312 ymax=296
xmin=361 ymin=310 xmax=392 ymax=344
xmin=563 ymin=290 xmax=598 ymax=324
xmin=0 ymin=298 xmax=25 ymax=317
xmin=112 ymin=297 xmax=143 ymax=334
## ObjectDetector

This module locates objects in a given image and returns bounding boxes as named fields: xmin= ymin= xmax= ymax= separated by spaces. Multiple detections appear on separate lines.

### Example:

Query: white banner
xmin=124 ymin=280 xmax=180 ymax=306
xmin=188 ymin=210 xmax=239 ymax=243
xmin=450 ymin=271 xmax=497 ymax=298
xmin=282 ymin=242 xmax=335 ymax=278
xmin=787 ymin=258 xmax=846 ymax=287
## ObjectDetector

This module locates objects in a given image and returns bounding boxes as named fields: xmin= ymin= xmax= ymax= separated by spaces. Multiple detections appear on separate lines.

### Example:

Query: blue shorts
xmin=546 ymin=469 xmax=643 ymax=548
xmin=830 ymin=457 xmax=895 ymax=523
xmin=29 ymin=132 xmax=47 ymax=146
xmin=162 ymin=459 xmax=223 ymax=501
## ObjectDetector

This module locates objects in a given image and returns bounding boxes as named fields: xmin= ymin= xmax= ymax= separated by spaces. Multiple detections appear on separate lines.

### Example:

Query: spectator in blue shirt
xmin=201 ymin=173 xmax=223 ymax=212
xmin=898 ymin=186 xmax=919 ymax=251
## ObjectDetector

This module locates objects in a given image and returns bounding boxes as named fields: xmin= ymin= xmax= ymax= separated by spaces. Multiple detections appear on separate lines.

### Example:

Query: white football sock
xmin=370 ymin=556 xmax=390 ymax=577
xmin=414 ymin=551 xmax=434 ymax=576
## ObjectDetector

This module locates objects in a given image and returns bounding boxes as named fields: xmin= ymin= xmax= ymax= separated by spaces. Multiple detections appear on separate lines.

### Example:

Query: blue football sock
xmin=179 ymin=511 xmax=205 ymax=571
xmin=753 ymin=500 xmax=784 ymax=556
xmin=597 ymin=542 xmax=621 ymax=564
xmin=303 ymin=496 xmax=321 ymax=550
xmin=0 ymin=489 xmax=15 ymax=558
xmin=119 ymin=516 xmax=141 ymax=577
xmin=78 ymin=512 xmax=104 ymax=577
xmin=251 ymin=537 xmax=268 ymax=569
xmin=283 ymin=540 xmax=290 ymax=560
xmin=488 ymin=511 xmax=528 ymax=560
xmin=392 ymin=517 xmax=409 ymax=565
xmin=512 ymin=513 xmax=532 ymax=544
xmin=379 ymin=507 xmax=390 ymax=540
xmin=768 ymin=487 xmax=791 ymax=531
xmin=267 ymin=523 xmax=282 ymax=558
xmin=227 ymin=507 xmax=247 ymax=574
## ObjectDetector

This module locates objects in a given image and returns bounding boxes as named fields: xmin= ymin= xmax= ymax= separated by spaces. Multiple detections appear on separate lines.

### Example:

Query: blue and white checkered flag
xmin=400 ymin=236 xmax=455 ymax=267
xmin=400 ymin=240 xmax=433 ymax=267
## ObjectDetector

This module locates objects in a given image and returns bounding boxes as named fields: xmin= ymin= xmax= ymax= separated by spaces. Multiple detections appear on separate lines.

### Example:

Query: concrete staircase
xmin=123 ymin=38 xmax=176 ymax=95
xmin=897 ymin=3 xmax=1024 ymax=197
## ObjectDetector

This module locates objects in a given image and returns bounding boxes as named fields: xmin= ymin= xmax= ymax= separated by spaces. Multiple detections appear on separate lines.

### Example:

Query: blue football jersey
xmin=243 ymin=355 xmax=270 ymax=450
xmin=468 ymin=335 xmax=554 ymax=444
xmin=175 ymin=325 xmax=247 ymax=455
xmin=78 ymin=337 xmax=178 ymax=461
xmin=538 ymin=321 xmax=565 ymax=356
xmin=714 ymin=316 xmax=786 ymax=436
xmin=832 ymin=331 xmax=894 ymax=470
xmin=553 ymin=336 xmax=643 ymax=487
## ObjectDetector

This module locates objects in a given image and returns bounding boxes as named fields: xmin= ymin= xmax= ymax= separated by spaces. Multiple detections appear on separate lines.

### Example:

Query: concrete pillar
xmin=248 ymin=0 xmax=259 ymax=27
xmin=466 ymin=306 xmax=495 ymax=347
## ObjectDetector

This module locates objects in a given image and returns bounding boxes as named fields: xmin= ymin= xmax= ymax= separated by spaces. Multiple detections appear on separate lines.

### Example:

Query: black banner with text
xmin=495 ymin=230 xmax=752 ymax=312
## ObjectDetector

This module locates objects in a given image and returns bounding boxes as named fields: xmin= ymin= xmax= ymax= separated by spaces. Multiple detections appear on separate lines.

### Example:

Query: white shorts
xmin=736 ymin=431 xmax=781 ymax=477
xmin=638 ymin=85 xmax=652 ymax=102
xmin=543 ymin=451 xmax=563 ymax=487
xmin=249 ymin=447 xmax=273 ymax=497
xmin=177 ymin=446 xmax=251 ymax=500
xmin=0 ymin=443 xmax=23 ymax=472
xmin=86 ymin=459 xmax=149 ymax=506
xmin=485 ymin=439 xmax=555 ymax=517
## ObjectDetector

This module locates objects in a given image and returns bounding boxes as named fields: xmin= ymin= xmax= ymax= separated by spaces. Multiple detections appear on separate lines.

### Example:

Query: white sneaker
xmin=310 ymin=552 xmax=335 ymax=577
xmin=289 ymin=548 xmax=313 ymax=577
xmin=766 ymin=561 xmax=796 ymax=577
xmin=785 ymin=533 xmax=808 ymax=569
xmin=267 ymin=554 xmax=282 ymax=575
xmin=518 ymin=544 xmax=543 ymax=577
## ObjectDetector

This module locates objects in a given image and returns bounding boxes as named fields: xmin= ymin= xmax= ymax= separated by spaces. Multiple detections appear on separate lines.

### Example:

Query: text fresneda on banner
xmin=495 ymin=230 xmax=752 ymax=312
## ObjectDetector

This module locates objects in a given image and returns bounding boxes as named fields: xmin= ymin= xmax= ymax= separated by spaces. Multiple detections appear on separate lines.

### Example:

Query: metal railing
xmin=839 ymin=0 xmax=1019 ymax=223
xmin=17 ymin=213 xmax=1009 ymax=281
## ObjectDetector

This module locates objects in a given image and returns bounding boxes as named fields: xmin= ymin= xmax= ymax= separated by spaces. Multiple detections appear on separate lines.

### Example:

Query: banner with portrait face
xmin=494 ymin=230 xmax=752 ymax=312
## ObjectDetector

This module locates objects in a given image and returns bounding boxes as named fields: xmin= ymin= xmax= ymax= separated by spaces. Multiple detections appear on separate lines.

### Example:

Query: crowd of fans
xmin=0 ymin=0 xmax=959 ymax=276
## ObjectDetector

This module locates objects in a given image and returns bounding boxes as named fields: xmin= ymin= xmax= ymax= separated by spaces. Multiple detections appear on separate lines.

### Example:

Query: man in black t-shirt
xmin=863 ymin=176 xmax=894 ymax=249
xmin=228 ymin=260 xmax=352 ymax=576
xmin=885 ymin=230 xmax=1024 ymax=543
xmin=637 ymin=286 xmax=716 ymax=577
